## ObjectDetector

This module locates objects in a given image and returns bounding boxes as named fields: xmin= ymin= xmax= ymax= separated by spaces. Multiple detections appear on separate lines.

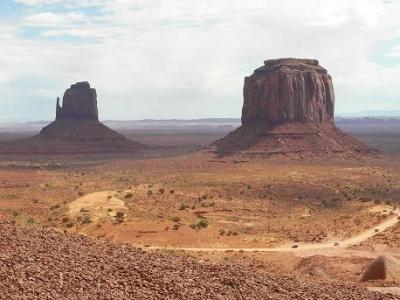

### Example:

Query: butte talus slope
xmin=0 ymin=82 xmax=144 ymax=155
xmin=213 ymin=58 xmax=372 ymax=159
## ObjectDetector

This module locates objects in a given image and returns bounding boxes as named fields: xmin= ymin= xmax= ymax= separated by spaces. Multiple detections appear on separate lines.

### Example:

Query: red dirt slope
xmin=0 ymin=218 xmax=396 ymax=299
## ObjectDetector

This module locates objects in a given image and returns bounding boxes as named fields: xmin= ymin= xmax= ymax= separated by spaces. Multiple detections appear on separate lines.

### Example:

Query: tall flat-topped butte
xmin=213 ymin=58 xmax=372 ymax=159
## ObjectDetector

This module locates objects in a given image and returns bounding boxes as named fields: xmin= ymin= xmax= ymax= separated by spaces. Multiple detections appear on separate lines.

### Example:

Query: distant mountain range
xmin=1 ymin=114 xmax=400 ymax=133
xmin=336 ymin=111 xmax=400 ymax=117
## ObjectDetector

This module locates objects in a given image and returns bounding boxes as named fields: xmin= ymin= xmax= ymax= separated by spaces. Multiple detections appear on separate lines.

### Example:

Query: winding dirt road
xmin=146 ymin=207 xmax=400 ymax=253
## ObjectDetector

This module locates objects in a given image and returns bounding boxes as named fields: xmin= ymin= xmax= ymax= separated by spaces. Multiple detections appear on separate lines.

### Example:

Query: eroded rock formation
xmin=213 ymin=58 xmax=372 ymax=158
xmin=56 ymin=82 xmax=99 ymax=121
xmin=0 ymin=81 xmax=145 ymax=155
xmin=242 ymin=59 xmax=334 ymax=126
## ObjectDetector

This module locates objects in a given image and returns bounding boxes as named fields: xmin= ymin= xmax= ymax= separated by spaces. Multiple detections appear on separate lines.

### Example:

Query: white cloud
xmin=22 ymin=12 xmax=86 ymax=27
xmin=387 ymin=45 xmax=400 ymax=57
xmin=1 ymin=0 xmax=400 ymax=121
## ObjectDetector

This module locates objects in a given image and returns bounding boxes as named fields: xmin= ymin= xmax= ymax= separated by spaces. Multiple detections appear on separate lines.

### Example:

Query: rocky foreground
xmin=0 ymin=218 xmax=396 ymax=300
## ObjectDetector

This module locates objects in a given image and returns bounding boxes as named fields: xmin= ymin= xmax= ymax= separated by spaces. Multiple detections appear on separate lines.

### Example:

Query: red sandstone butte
xmin=213 ymin=58 xmax=373 ymax=159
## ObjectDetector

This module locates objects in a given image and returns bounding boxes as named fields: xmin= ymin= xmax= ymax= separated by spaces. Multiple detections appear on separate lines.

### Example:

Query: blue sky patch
xmin=370 ymin=38 xmax=400 ymax=67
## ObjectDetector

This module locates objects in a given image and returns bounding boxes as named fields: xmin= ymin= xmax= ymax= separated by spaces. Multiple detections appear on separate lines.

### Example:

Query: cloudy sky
xmin=0 ymin=0 xmax=399 ymax=122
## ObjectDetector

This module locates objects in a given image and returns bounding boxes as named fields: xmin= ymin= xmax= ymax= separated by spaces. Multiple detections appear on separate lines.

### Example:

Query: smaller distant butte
xmin=0 ymin=82 xmax=145 ymax=155
xmin=212 ymin=58 xmax=374 ymax=159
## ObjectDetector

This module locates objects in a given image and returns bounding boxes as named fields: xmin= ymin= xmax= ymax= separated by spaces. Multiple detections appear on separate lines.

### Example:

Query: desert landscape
xmin=1 ymin=58 xmax=400 ymax=299
xmin=1 ymin=1 xmax=400 ymax=299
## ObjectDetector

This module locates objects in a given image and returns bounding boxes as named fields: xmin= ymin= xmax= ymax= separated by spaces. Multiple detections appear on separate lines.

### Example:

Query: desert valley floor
xmin=1 ymin=126 xmax=400 ymax=298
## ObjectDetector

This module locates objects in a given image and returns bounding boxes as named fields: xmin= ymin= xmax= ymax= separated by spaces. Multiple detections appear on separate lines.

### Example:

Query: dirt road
xmin=145 ymin=207 xmax=400 ymax=253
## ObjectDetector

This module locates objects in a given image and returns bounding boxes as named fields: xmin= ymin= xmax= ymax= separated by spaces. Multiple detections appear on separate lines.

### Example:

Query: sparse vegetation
xmin=82 ymin=215 xmax=92 ymax=224
xmin=191 ymin=218 xmax=208 ymax=230
xmin=178 ymin=203 xmax=187 ymax=210
xmin=50 ymin=204 xmax=60 ymax=211
xmin=172 ymin=223 xmax=181 ymax=230
xmin=171 ymin=216 xmax=180 ymax=223
xmin=115 ymin=212 xmax=125 ymax=222
xmin=26 ymin=217 xmax=35 ymax=225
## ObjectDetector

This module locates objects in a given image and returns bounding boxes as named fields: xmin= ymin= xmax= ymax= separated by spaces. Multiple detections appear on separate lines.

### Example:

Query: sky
xmin=0 ymin=0 xmax=400 ymax=122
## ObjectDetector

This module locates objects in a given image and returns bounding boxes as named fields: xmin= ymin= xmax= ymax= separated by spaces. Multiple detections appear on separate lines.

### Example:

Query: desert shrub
xmin=125 ymin=192 xmax=133 ymax=199
xmin=82 ymin=215 xmax=92 ymax=224
xmin=116 ymin=211 xmax=125 ymax=219
xmin=158 ymin=188 xmax=165 ymax=194
xmin=219 ymin=229 xmax=226 ymax=235
xmin=171 ymin=216 xmax=180 ymax=223
xmin=170 ymin=190 xmax=175 ymax=194
xmin=198 ymin=218 xmax=208 ymax=228
xmin=359 ymin=196 xmax=370 ymax=202
xmin=78 ymin=191 xmax=85 ymax=196
xmin=61 ymin=217 xmax=70 ymax=223
xmin=178 ymin=203 xmax=187 ymax=210
xmin=107 ymin=208 xmax=113 ymax=212
xmin=172 ymin=223 xmax=181 ymax=230
xmin=66 ymin=222 xmax=74 ymax=228
xmin=50 ymin=204 xmax=60 ymax=211
xmin=26 ymin=217 xmax=35 ymax=225
xmin=147 ymin=190 xmax=153 ymax=196
xmin=201 ymin=201 xmax=215 ymax=207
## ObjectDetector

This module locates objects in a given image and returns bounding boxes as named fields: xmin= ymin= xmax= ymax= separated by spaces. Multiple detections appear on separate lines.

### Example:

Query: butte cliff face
xmin=56 ymin=82 xmax=99 ymax=121
xmin=214 ymin=58 xmax=372 ymax=159
xmin=242 ymin=59 xmax=334 ymax=126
